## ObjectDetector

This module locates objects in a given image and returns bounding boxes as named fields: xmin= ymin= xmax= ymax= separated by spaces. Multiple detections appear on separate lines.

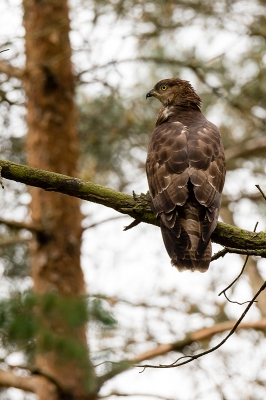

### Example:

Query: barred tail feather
xmin=159 ymin=200 xmax=212 ymax=273
xmin=171 ymin=241 xmax=211 ymax=273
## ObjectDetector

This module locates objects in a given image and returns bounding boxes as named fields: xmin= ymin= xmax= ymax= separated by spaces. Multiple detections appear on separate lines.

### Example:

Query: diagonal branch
xmin=137 ymin=281 xmax=266 ymax=371
xmin=0 ymin=159 xmax=266 ymax=252
xmin=134 ymin=318 xmax=266 ymax=362
xmin=99 ymin=317 xmax=266 ymax=383
xmin=256 ymin=185 xmax=266 ymax=202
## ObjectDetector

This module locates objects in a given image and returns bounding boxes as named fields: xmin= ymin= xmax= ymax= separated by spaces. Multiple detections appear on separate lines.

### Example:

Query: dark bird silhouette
xmin=146 ymin=78 xmax=226 ymax=272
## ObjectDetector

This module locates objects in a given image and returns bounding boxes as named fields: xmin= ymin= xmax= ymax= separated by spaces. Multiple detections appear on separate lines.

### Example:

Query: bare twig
xmin=221 ymin=247 xmax=266 ymax=257
xmin=89 ymin=293 xmax=182 ymax=312
xmin=123 ymin=219 xmax=141 ymax=231
xmin=83 ymin=215 xmax=127 ymax=230
xmin=99 ymin=392 xmax=178 ymax=400
xmin=222 ymin=291 xmax=253 ymax=306
xmin=136 ymin=281 xmax=266 ymax=371
xmin=211 ymin=244 xmax=266 ymax=262
xmin=219 ymin=222 xmax=259 ymax=300
xmin=255 ymin=185 xmax=266 ymax=202
xmin=211 ymin=248 xmax=228 ymax=261
xmin=218 ymin=253 xmax=250 ymax=298
xmin=99 ymin=317 xmax=266 ymax=383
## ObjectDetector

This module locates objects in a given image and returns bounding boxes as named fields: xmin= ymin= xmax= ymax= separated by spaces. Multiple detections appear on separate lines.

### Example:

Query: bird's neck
xmin=156 ymin=102 xmax=201 ymax=126
xmin=174 ymin=101 xmax=201 ymax=111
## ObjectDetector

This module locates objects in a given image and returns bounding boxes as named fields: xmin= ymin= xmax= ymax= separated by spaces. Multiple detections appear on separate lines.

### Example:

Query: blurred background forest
xmin=1 ymin=0 xmax=266 ymax=399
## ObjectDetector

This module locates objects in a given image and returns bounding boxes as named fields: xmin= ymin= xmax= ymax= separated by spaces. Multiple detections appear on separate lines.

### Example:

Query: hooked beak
xmin=146 ymin=88 xmax=155 ymax=99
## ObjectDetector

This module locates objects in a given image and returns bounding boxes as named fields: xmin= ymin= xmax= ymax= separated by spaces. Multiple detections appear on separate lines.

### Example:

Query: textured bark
xmin=1 ymin=158 xmax=266 ymax=255
xmin=22 ymin=0 xmax=97 ymax=398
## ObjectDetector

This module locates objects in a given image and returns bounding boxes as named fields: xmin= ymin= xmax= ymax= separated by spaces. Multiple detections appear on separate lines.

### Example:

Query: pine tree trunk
xmin=22 ymin=0 xmax=97 ymax=398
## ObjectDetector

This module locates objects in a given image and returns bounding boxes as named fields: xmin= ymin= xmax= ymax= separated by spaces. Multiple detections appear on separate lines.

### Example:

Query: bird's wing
xmin=187 ymin=123 xmax=226 ymax=253
xmin=146 ymin=121 xmax=190 ymax=213
xmin=146 ymin=121 xmax=191 ymax=254
xmin=146 ymin=119 xmax=226 ymax=270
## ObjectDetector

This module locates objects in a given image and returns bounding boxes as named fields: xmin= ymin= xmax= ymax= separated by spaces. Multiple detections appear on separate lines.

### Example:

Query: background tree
xmin=0 ymin=0 xmax=266 ymax=399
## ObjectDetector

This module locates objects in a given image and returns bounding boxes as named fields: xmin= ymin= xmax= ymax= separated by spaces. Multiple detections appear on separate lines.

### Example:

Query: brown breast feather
xmin=146 ymin=107 xmax=226 ymax=272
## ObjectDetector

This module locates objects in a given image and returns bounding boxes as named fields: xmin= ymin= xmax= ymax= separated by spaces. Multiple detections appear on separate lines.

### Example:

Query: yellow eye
xmin=161 ymin=85 xmax=168 ymax=91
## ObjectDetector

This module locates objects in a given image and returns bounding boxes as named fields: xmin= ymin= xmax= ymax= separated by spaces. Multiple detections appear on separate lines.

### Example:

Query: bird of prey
xmin=146 ymin=78 xmax=226 ymax=272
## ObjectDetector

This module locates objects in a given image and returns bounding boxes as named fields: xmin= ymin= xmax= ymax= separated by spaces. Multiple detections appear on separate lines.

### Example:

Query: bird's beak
xmin=146 ymin=89 xmax=155 ymax=99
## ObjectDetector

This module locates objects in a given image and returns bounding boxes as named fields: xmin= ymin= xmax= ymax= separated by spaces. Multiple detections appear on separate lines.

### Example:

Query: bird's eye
xmin=161 ymin=85 xmax=168 ymax=91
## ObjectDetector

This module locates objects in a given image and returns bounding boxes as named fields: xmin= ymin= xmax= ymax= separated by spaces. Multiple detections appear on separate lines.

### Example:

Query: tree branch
xmin=0 ymin=218 xmax=42 ymax=232
xmin=0 ymin=159 xmax=155 ymax=224
xmin=256 ymin=185 xmax=266 ymax=202
xmin=0 ymin=60 xmax=25 ymax=80
xmin=213 ymin=247 xmax=266 ymax=258
xmin=99 ymin=317 xmax=266 ymax=383
xmin=137 ymin=281 xmax=266 ymax=371
xmin=134 ymin=319 xmax=266 ymax=362
xmin=225 ymin=136 xmax=266 ymax=161
xmin=0 ymin=237 xmax=29 ymax=248
xmin=218 ymin=222 xmax=259 ymax=303
xmin=90 ymin=293 xmax=183 ymax=312
xmin=0 ymin=369 xmax=57 ymax=397
xmin=99 ymin=392 xmax=178 ymax=400
xmin=0 ymin=159 xmax=266 ymax=252
xmin=0 ymin=369 xmax=34 ymax=392
xmin=83 ymin=215 xmax=127 ymax=230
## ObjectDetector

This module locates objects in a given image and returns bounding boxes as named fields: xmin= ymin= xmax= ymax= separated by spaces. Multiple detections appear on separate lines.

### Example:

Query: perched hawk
xmin=146 ymin=78 xmax=226 ymax=272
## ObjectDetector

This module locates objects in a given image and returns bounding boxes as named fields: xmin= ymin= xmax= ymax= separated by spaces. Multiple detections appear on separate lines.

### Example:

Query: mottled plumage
xmin=146 ymin=78 xmax=226 ymax=272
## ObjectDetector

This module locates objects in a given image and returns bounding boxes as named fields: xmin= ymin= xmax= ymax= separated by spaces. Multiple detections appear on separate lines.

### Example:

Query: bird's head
xmin=146 ymin=78 xmax=201 ymax=108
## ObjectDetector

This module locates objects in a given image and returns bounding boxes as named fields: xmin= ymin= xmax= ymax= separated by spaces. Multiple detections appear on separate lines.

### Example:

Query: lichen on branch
xmin=0 ymin=158 xmax=265 ymax=254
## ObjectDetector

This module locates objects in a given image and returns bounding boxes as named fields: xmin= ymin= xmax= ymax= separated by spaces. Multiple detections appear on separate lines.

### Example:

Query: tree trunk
xmin=22 ymin=0 xmax=97 ymax=398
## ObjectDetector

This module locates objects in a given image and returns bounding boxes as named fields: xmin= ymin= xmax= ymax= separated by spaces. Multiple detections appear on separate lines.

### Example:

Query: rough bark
xmin=22 ymin=0 xmax=97 ymax=398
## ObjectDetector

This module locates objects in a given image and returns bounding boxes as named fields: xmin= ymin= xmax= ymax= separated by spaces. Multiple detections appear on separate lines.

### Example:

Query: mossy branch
xmin=0 ymin=159 xmax=265 ymax=254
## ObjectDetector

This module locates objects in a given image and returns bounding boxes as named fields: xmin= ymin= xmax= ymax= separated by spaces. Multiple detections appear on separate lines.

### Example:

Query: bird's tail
xmin=172 ymin=241 xmax=211 ymax=272
xmin=160 ymin=202 xmax=211 ymax=273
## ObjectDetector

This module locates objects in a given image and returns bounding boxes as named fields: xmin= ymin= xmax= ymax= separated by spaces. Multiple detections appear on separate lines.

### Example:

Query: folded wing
xmin=146 ymin=119 xmax=226 ymax=272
